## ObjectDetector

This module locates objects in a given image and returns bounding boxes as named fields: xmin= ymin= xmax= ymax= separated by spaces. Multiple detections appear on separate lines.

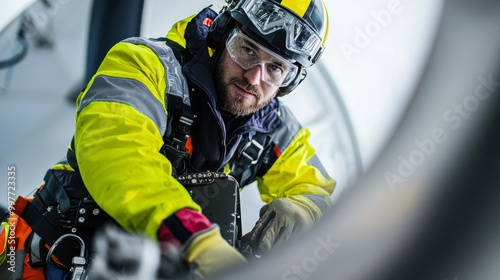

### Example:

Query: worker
xmin=0 ymin=0 xmax=335 ymax=279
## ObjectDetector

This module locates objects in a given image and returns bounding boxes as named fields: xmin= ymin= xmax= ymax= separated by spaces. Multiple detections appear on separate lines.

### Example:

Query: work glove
xmin=242 ymin=195 xmax=322 ymax=254
xmin=183 ymin=225 xmax=247 ymax=277
xmin=158 ymin=209 xmax=246 ymax=278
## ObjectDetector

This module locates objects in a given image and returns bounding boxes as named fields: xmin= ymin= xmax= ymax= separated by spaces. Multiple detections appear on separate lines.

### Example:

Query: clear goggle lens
xmin=242 ymin=0 xmax=321 ymax=57
xmin=226 ymin=29 xmax=298 ymax=87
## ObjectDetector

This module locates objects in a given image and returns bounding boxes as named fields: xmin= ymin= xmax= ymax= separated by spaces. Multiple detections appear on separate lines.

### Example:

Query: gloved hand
xmin=158 ymin=208 xmax=246 ymax=277
xmin=183 ymin=225 xmax=247 ymax=277
xmin=242 ymin=195 xmax=322 ymax=254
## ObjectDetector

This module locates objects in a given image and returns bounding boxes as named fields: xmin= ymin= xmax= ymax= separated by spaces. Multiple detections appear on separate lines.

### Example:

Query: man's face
xmin=214 ymin=47 xmax=280 ymax=117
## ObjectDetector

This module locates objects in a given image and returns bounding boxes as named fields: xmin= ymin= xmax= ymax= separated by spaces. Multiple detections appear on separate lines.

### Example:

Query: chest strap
xmin=230 ymin=132 xmax=271 ymax=186
xmin=160 ymin=39 xmax=195 ymax=177
xmin=161 ymin=92 xmax=194 ymax=175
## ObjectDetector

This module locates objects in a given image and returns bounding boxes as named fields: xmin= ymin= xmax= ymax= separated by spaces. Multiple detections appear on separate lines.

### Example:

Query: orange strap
xmin=185 ymin=135 xmax=193 ymax=155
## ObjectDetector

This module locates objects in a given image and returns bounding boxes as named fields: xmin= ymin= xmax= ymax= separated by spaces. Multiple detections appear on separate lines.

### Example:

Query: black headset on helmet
xmin=207 ymin=0 xmax=329 ymax=97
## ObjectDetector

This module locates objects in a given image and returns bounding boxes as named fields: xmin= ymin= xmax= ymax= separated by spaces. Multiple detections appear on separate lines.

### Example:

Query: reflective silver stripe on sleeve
xmin=123 ymin=37 xmax=191 ymax=107
xmin=271 ymin=104 xmax=302 ymax=151
xmin=307 ymin=154 xmax=331 ymax=180
xmin=272 ymin=105 xmax=331 ymax=179
xmin=77 ymin=75 xmax=168 ymax=135
xmin=302 ymin=194 xmax=332 ymax=214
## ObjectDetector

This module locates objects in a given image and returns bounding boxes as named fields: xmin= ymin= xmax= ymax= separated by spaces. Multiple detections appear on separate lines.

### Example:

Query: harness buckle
xmin=172 ymin=115 xmax=194 ymax=149
xmin=179 ymin=115 xmax=193 ymax=127
xmin=241 ymin=139 xmax=264 ymax=165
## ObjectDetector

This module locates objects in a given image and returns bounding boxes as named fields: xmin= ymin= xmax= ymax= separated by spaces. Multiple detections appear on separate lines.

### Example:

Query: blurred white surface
xmin=0 ymin=0 xmax=37 ymax=31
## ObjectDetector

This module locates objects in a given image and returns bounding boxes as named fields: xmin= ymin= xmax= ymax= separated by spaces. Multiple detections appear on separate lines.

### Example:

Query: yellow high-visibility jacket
xmin=60 ymin=7 xmax=335 ymax=239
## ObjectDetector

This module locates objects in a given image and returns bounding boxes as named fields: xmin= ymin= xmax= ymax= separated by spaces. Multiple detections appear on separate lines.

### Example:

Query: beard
xmin=214 ymin=52 xmax=277 ymax=117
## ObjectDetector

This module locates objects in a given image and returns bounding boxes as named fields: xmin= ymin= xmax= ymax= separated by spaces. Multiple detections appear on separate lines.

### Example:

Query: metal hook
xmin=46 ymin=233 xmax=86 ymax=264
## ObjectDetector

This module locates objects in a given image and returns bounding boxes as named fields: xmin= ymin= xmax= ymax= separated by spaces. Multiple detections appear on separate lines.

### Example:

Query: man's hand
xmin=242 ymin=195 xmax=321 ymax=254
xmin=183 ymin=225 xmax=247 ymax=277
xmin=159 ymin=209 xmax=246 ymax=278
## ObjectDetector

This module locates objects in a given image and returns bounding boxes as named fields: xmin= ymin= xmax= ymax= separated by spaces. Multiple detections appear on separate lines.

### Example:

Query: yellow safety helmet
xmin=208 ymin=0 xmax=329 ymax=95
xmin=209 ymin=0 xmax=328 ymax=67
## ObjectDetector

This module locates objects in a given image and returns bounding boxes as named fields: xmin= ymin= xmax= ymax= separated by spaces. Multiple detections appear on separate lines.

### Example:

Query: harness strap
xmin=235 ymin=187 xmax=242 ymax=248
xmin=17 ymin=198 xmax=74 ymax=269
xmin=230 ymin=132 xmax=271 ymax=185
xmin=34 ymin=170 xmax=72 ymax=215
xmin=160 ymin=38 xmax=195 ymax=177
xmin=165 ymin=96 xmax=194 ymax=151
xmin=163 ymin=38 xmax=190 ymax=66
xmin=161 ymin=94 xmax=194 ymax=176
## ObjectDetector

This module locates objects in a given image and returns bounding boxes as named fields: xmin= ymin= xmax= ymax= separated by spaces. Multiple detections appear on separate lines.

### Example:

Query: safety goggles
xmin=226 ymin=28 xmax=298 ymax=87
xmin=241 ymin=0 xmax=322 ymax=58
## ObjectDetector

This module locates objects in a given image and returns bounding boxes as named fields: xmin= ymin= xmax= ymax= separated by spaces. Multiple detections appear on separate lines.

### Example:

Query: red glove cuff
xmin=158 ymin=209 xmax=211 ymax=244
